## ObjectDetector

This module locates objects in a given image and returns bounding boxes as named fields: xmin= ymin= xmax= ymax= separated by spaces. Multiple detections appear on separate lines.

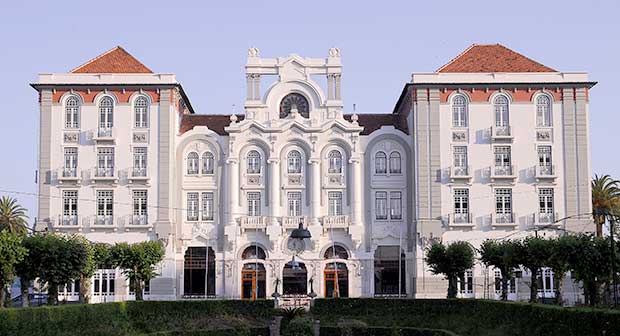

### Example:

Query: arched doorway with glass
xmin=282 ymin=261 xmax=307 ymax=296
xmin=183 ymin=246 xmax=216 ymax=297
xmin=241 ymin=245 xmax=267 ymax=300
xmin=323 ymin=245 xmax=349 ymax=298
xmin=374 ymin=246 xmax=406 ymax=297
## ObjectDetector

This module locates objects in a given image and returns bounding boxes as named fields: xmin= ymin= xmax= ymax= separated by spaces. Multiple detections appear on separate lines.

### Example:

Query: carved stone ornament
xmin=536 ymin=130 xmax=552 ymax=141
xmin=288 ymin=175 xmax=302 ymax=185
xmin=247 ymin=175 xmax=261 ymax=185
xmin=191 ymin=223 xmax=214 ymax=238
xmin=328 ymin=47 xmax=340 ymax=57
xmin=248 ymin=47 xmax=260 ymax=57
xmin=328 ymin=175 xmax=343 ymax=185
xmin=133 ymin=132 xmax=148 ymax=143
xmin=63 ymin=132 xmax=79 ymax=143
xmin=452 ymin=131 xmax=468 ymax=142
xmin=224 ymin=260 xmax=234 ymax=277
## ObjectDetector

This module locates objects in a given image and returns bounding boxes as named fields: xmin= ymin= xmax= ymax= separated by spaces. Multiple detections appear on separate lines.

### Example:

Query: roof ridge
xmin=69 ymin=45 xmax=153 ymax=73
xmin=436 ymin=44 xmax=477 ymax=72
xmin=70 ymin=46 xmax=121 ymax=73
xmin=494 ymin=44 xmax=556 ymax=72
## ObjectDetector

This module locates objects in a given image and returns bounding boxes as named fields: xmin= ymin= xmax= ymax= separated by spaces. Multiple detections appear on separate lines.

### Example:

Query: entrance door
xmin=241 ymin=263 xmax=266 ymax=300
xmin=183 ymin=247 xmax=215 ymax=297
xmin=324 ymin=262 xmax=349 ymax=298
xmin=283 ymin=262 xmax=307 ymax=295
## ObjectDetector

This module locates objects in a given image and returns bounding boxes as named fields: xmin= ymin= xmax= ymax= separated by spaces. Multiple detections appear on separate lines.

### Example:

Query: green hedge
xmin=143 ymin=327 xmax=269 ymax=336
xmin=319 ymin=326 xmax=456 ymax=336
xmin=0 ymin=300 xmax=275 ymax=336
xmin=312 ymin=298 xmax=620 ymax=336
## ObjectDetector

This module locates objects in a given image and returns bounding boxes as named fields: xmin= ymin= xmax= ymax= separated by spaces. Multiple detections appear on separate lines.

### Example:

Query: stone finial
xmin=248 ymin=47 xmax=260 ymax=57
xmin=328 ymin=47 xmax=340 ymax=58
xmin=351 ymin=113 xmax=359 ymax=124
xmin=230 ymin=114 xmax=238 ymax=123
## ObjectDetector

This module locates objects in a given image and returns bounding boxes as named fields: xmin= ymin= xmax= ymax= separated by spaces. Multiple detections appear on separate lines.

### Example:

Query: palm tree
xmin=0 ymin=196 xmax=29 ymax=235
xmin=592 ymin=175 xmax=620 ymax=237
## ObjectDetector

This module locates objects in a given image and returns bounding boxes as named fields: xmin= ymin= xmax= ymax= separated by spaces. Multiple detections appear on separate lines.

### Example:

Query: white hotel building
xmin=32 ymin=44 xmax=595 ymax=303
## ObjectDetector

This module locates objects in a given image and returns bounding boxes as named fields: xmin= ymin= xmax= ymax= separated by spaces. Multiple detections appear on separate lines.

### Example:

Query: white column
xmin=227 ymin=159 xmax=239 ymax=226
xmin=350 ymin=158 xmax=362 ymax=225
xmin=268 ymin=158 xmax=280 ymax=225
xmin=309 ymin=158 xmax=321 ymax=225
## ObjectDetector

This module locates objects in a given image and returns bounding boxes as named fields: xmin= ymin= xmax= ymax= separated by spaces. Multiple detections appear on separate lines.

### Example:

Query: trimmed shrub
xmin=281 ymin=316 xmax=313 ymax=336
xmin=320 ymin=326 xmax=456 ymax=336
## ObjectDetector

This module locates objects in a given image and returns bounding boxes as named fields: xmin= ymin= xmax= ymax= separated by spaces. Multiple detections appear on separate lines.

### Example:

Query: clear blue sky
xmin=0 ymin=0 xmax=617 ymax=219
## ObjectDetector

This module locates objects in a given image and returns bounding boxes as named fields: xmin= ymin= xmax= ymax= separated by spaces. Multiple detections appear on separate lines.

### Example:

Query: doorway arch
xmin=323 ymin=245 xmax=349 ymax=298
xmin=241 ymin=245 xmax=267 ymax=300
xmin=183 ymin=247 xmax=215 ymax=297
xmin=282 ymin=261 xmax=307 ymax=296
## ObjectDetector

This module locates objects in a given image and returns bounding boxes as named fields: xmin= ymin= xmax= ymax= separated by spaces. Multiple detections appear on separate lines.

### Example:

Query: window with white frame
xmin=93 ymin=269 xmax=115 ymax=296
xmin=538 ymin=188 xmax=554 ymax=223
xmin=328 ymin=150 xmax=343 ymax=174
xmin=287 ymin=192 xmax=302 ymax=216
xmin=390 ymin=192 xmax=402 ymax=220
xmin=99 ymin=96 xmax=114 ymax=130
xmin=65 ymin=96 xmax=80 ymax=129
xmin=453 ymin=189 xmax=469 ymax=223
xmin=187 ymin=192 xmax=199 ymax=221
xmin=132 ymin=190 xmax=147 ymax=225
xmin=96 ymin=190 xmax=113 ymax=225
xmin=247 ymin=192 xmax=261 ymax=216
xmin=494 ymin=269 xmax=516 ymax=294
xmin=328 ymin=191 xmax=343 ymax=216
xmin=62 ymin=190 xmax=78 ymax=226
xmin=495 ymin=189 xmax=512 ymax=223
xmin=287 ymin=150 xmax=302 ymax=174
xmin=536 ymin=95 xmax=552 ymax=127
xmin=537 ymin=268 xmax=554 ymax=295
xmin=96 ymin=147 xmax=114 ymax=177
xmin=63 ymin=147 xmax=78 ymax=177
xmin=187 ymin=152 xmax=199 ymax=175
xmin=452 ymin=95 xmax=468 ymax=127
xmin=375 ymin=152 xmax=387 ymax=174
xmin=538 ymin=146 xmax=552 ymax=175
xmin=389 ymin=152 xmax=402 ymax=174
xmin=458 ymin=270 xmax=474 ymax=295
xmin=202 ymin=152 xmax=214 ymax=174
xmin=202 ymin=192 xmax=214 ymax=221
xmin=134 ymin=96 xmax=149 ymax=128
xmin=494 ymin=146 xmax=511 ymax=169
xmin=133 ymin=147 xmax=147 ymax=177
xmin=375 ymin=191 xmax=388 ymax=220
xmin=494 ymin=95 xmax=509 ymax=127
xmin=59 ymin=280 xmax=80 ymax=296
xmin=247 ymin=150 xmax=261 ymax=174
xmin=453 ymin=146 xmax=467 ymax=174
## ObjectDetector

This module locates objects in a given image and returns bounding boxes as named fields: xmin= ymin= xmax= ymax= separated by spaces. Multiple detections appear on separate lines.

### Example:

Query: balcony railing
xmin=491 ymin=125 xmax=512 ymax=139
xmin=322 ymin=215 xmax=350 ymax=229
xmin=536 ymin=212 xmax=558 ymax=226
xmin=282 ymin=216 xmax=307 ymax=229
xmin=91 ymin=167 xmax=117 ymax=183
xmin=449 ymin=213 xmax=474 ymax=227
xmin=94 ymin=215 xmax=114 ymax=226
xmin=132 ymin=167 xmax=147 ymax=177
xmin=62 ymin=167 xmax=77 ymax=178
xmin=240 ymin=216 xmax=267 ymax=229
xmin=491 ymin=165 xmax=516 ymax=181
xmin=493 ymin=212 xmax=516 ymax=227
xmin=58 ymin=168 xmax=81 ymax=184
xmin=450 ymin=165 xmax=471 ymax=181
xmin=131 ymin=215 xmax=148 ymax=226
xmin=535 ymin=165 xmax=557 ymax=181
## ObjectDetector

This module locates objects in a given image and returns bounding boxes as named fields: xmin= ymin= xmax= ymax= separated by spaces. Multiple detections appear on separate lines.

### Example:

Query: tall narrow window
xmin=247 ymin=192 xmax=261 ymax=216
xmin=328 ymin=150 xmax=343 ymax=174
xmin=99 ymin=97 xmax=114 ymax=135
xmin=132 ymin=190 xmax=148 ymax=225
xmin=202 ymin=192 xmax=214 ymax=220
xmin=538 ymin=146 xmax=552 ymax=175
xmin=375 ymin=152 xmax=387 ymax=174
xmin=328 ymin=192 xmax=343 ymax=216
xmin=494 ymin=95 xmax=509 ymax=127
xmin=133 ymin=147 xmax=147 ymax=177
xmin=539 ymin=188 xmax=554 ymax=223
xmin=187 ymin=192 xmax=199 ymax=221
xmin=134 ymin=96 xmax=149 ymax=128
xmin=458 ymin=270 xmax=474 ymax=295
xmin=452 ymin=95 xmax=468 ymax=127
xmin=187 ymin=152 xmax=199 ymax=175
xmin=247 ymin=150 xmax=261 ymax=174
xmin=63 ymin=147 xmax=78 ymax=177
xmin=287 ymin=192 xmax=302 ymax=216
xmin=65 ymin=96 xmax=80 ymax=129
xmin=493 ymin=146 xmax=512 ymax=175
xmin=62 ymin=190 xmax=78 ymax=226
xmin=495 ymin=189 xmax=513 ymax=224
xmin=96 ymin=190 xmax=113 ymax=225
xmin=96 ymin=148 xmax=114 ymax=177
xmin=287 ymin=150 xmax=302 ymax=174
xmin=390 ymin=192 xmax=402 ymax=220
xmin=389 ymin=152 xmax=401 ymax=174
xmin=202 ymin=152 xmax=214 ymax=174
xmin=536 ymin=95 xmax=552 ymax=127
xmin=375 ymin=191 xmax=388 ymax=220
xmin=453 ymin=189 xmax=469 ymax=223
xmin=453 ymin=146 xmax=468 ymax=175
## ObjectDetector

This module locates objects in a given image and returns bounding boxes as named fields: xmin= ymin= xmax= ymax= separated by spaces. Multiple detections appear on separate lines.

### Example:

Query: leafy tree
xmin=15 ymin=235 xmax=46 ymax=307
xmin=0 ymin=196 xmax=29 ymax=235
xmin=592 ymin=174 xmax=620 ymax=237
xmin=78 ymin=241 xmax=112 ymax=304
xmin=547 ymin=235 xmax=579 ymax=305
xmin=0 ymin=231 xmax=27 ymax=308
xmin=425 ymin=241 xmax=475 ymax=298
xmin=516 ymin=237 xmax=551 ymax=303
xmin=111 ymin=240 xmax=164 ymax=301
xmin=479 ymin=239 xmax=521 ymax=301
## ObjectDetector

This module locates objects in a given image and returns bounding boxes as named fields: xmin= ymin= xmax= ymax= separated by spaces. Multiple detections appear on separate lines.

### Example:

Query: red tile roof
xmin=437 ymin=44 xmax=556 ymax=73
xmin=344 ymin=114 xmax=409 ymax=135
xmin=180 ymin=114 xmax=244 ymax=135
xmin=70 ymin=46 xmax=153 ymax=73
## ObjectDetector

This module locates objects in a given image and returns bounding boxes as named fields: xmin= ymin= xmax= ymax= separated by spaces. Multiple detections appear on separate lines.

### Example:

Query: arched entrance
xmin=323 ymin=245 xmax=349 ymax=298
xmin=283 ymin=261 xmax=307 ymax=295
xmin=374 ymin=246 xmax=406 ymax=296
xmin=241 ymin=245 xmax=267 ymax=300
xmin=183 ymin=247 xmax=215 ymax=297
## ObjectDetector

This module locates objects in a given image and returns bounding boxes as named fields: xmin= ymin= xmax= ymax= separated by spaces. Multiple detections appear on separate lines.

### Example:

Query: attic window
xmin=280 ymin=93 xmax=309 ymax=119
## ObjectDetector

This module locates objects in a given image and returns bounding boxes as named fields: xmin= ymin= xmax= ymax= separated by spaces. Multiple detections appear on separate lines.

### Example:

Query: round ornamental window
xmin=280 ymin=93 xmax=309 ymax=118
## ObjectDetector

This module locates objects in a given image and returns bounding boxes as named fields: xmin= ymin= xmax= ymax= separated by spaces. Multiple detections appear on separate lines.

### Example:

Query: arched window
xmin=279 ymin=93 xmax=310 ymax=118
xmin=536 ymin=95 xmax=552 ymax=127
xmin=99 ymin=96 xmax=114 ymax=130
xmin=375 ymin=152 xmax=387 ymax=174
xmin=187 ymin=152 xmax=199 ymax=175
xmin=202 ymin=152 xmax=214 ymax=174
xmin=134 ymin=96 xmax=149 ymax=128
xmin=389 ymin=152 xmax=402 ymax=174
xmin=247 ymin=150 xmax=261 ymax=174
xmin=328 ymin=150 xmax=343 ymax=174
xmin=242 ymin=245 xmax=266 ymax=260
xmin=452 ymin=95 xmax=468 ymax=127
xmin=287 ymin=150 xmax=302 ymax=174
xmin=65 ymin=96 xmax=80 ymax=129
xmin=494 ymin=95 xmax=509 ymax=127
xmin=324 ymin=245 xmax=349 ymax=260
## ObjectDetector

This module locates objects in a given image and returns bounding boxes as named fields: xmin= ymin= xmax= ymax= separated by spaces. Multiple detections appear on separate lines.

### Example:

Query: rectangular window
xmin=62 ymin=190 xmax=78 ymax=226
xmin=96 ymin=190 xmax=113 ymax=225
xmin=538 ymin=146 xmax=552 ymax=175
xmin=375 ymin=192 xmax=388 ymax=220
xmin=539 ymin=188 xmax=554 ymax=223
xmin=453 ymin=189 xmax=469 ymax=223
xmin=495 ymin=189 xmax=512 ymax=223
xmin=494 ymin=270 xmax=516 ymax=295
xmin=93 ymin=270 xmax=115 ymax=296
xmin=287 ymin=192 xmax=302 ymax=217
xmin=458 ymin=270 xmax=474 ymax=294
xmin=494 ymin=146 xmax=511 ymax=167
xmin=133 ymin=147 xmax=147 ymax=177
xmin=133 ymin=190 xmax=147 ymax=225
xmin=390 ymin=192 xmax=402 ymax=220
xmin=187 ymin=192 xmax=199 ymax=221
xmin=63 ymin=148 xmax=78 ymax=177
xmin=328 ymin=192 xmax=343 ymax=216
xmin=247 ymin=192 xmax=261 ymax=216
xmin=96 ymin=148 xmax=115 ymax=177
xmin=202 ymin=192 xmax=214 ymax=221
xmin=453 ymin=146 xmax=467 ymax=168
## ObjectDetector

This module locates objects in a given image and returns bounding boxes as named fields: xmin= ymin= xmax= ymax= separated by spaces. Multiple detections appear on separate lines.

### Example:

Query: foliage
xmin=425 ymin=241 xmax=475 ymax=298
xmin=547 ymin=235 xmax=579 ymax=305
xmin=478 ymin=240 xmax=521 ymax=300
xmin=77 ymin=241 xmax=113 ymax=304
xmin=111 ymin=240 xmax=165 ymax=301
xmin=281 ymin=316 xmax=313 ymax=336
xmin=592 ymin=174 xmax=620 ymax=237
xmin=515 ymin=237 xmax=552 ymax=303
xmin=0 ymin=231 xmax=27 ymax=308
xmin=0 ymin=196 xmax=29 ymax=235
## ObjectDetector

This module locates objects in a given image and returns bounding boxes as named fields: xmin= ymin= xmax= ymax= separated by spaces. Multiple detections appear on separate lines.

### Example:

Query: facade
xmin=32 ymin=44 xmax=595 ymax=303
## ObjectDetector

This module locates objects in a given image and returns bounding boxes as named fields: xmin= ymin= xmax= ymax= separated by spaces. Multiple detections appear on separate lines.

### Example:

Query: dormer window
xmin=280 ymin=93 xmax=309 ymax=118
xmin=287 ymin=150 xmax=302 ymax=173
xmin=247 ymin=150 xmax=261 ymax=174
xmin=328 ymin=150 xmax=343 ymax=174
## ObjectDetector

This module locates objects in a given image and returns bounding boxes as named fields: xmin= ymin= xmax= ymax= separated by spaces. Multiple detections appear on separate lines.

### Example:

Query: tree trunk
xmin=501 ymin=274 xmax=509 ymax=301
xmin=79 ymin=274 xmax=91 ymax=304
xmin=134 ymin=279 xmax=144 ymax=301
xmin=529 ymin=267 xmax=539 ymax=303
xmin=47 ymin=282 xmax=58 ymax=306
xmin=447 ymin=274 xmax=458 ymax=299
xmin=552 ymin=271 xmax=564 ymax=305
xmin=0 ymin=282 xmax=6 ymax=308
xmin=590 ymin=282 xmax=600 ymax=307
xmin=20 ymin=277 xmax=29 ymax=307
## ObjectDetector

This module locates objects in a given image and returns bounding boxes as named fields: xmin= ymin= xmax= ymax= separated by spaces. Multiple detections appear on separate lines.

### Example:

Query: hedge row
xmin=319 ymin=326 xmax=457 ymax=336
xmin=144 ymin=328 xmax=269 ymax=336
xmin=312 ymin=298 xmax=620 ymax=336
xmin=0 ymin=300 xmax=275 ymax=336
